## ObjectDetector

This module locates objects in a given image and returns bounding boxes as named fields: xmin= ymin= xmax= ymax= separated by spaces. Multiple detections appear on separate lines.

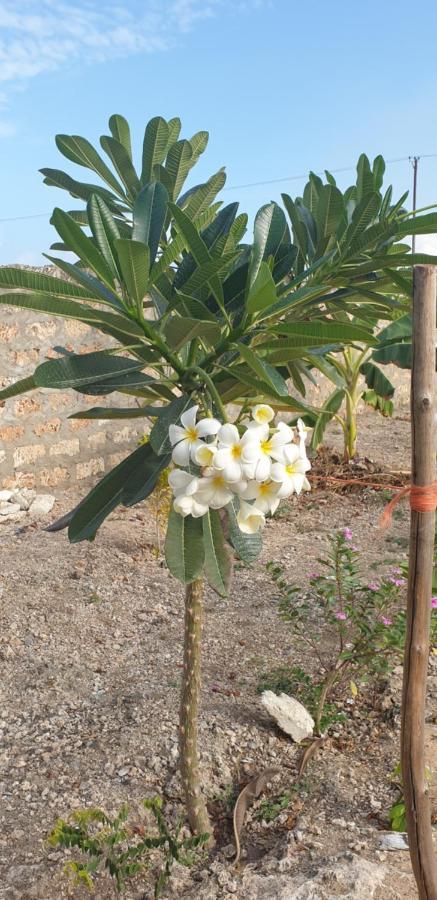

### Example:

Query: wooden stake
xmin=401 ymin=265 xmax=437 ymax=899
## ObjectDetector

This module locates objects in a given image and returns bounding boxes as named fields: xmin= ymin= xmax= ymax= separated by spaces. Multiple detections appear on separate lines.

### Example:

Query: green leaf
xmin=55 ymin=134 xmax=124 ymax=196
xmin=40 ymin=167 xmax=124 ymax=214
xmin=0 ymin=291 xmax=144 ymax=344
xmin=0 ymin=375 xmax=36 ymax=402
xmin=271 ymin=321 xmax=375 ymax=345
xmin=181 ymin=169 xmax=226 ymax=219
xmin=377 ymin=314 xmax=411 ymax=343
xmin=141 ymin=117 xmax=169 ymax=184
xmin=168 ymin=203 xmax=224 ymax=307
xmin=69 ymin=406 xmax=163 ymax=420
xmin=315 ymin=183 xmax=344 ymax=240
xmin=34 ymin=352 xmax=143 ymax=390
xmin=51 ymin=208 xmax=116 ymax=289
xmin=114 ymin=239 xmax=150 ymax=309
xmin=149 ymin=394 xmax=193 ymax=455
xmin=164 ymin=508 xmax=205 ymax=583
xmin=249 ymin=202 xmax=287 ymax=289
xmin=236 ymin=343 xmax=288 ymax=395
xmin=371 ymin=342 xmax=412 ymax=369
xmin=164 ymin=316 xmax=221 ymax=349
xmin=202 ymin=510 xmax=231 ymax=596
xmin=0 ymin=266 xmax=99 ymax=300
xmin=281 ymin=193 xmax=309 ymax=261
xmin=360 ymin=361 xmax=395 ymax=398
xmin=310 ymin=388 xmax=345 ymax=448
xmin=68 ymin=443 xmax=169 ymax=542
xmin=165 ymin=139 xmax=193 ymax=199
xmin=226 ymin=498 xmax=262 ymax=564
xmin=43 ymin=255 xmax=122 ymax=308
xmin=341 ymin=192 xmax=381 ymax=256
xmin=108 ymin=114 xmax=133 ymax=159
xmin=100 ymin=135 xmax=141 ymax=199
xmin=87 ymin=194 xmax=121 ymax=277
xmin=132 ymin=181 xmax=168 ymax=264
xmin=167 ymin=116 xmax=182 ymax=145
xmin=246 ymin=261 xmax=276 ymax=313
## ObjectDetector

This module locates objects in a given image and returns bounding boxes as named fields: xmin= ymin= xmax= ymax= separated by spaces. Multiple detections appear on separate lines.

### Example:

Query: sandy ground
xmin=0 ymin=412 xmax=435 ymax=899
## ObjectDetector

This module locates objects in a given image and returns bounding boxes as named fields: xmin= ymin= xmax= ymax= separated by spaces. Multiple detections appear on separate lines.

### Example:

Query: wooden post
xmin=401 ymin=265 xmax=437 ymax=899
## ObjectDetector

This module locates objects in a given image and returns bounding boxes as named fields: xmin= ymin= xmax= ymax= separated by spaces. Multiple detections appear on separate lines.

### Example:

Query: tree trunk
xmin=344 ymin=390 xmax=358 ymax=460
xmin=179 ymin=578 xmax=213 ymax=842
xmin=401 ymin=265 xmax=437 ymax=899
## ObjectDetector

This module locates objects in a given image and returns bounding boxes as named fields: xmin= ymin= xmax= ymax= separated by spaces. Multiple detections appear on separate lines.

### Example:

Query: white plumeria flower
xmin=173 ymin=493 xmax=210 ymax=518
xmin=240 ymin=479 xmax=281 ymax=515
xmin=195 ymin=470 xmax=236 ymax=510
xmin=251 ymin=404 xmax=275 ymax=425
xmin=168 ymin=470 xmax=210 ymax=518
xmin=212 ymin=423 xmax=245 ymax=482
xmin=270 ymin=443 xmax=311 ymax=497
xmin=169 ymin=405 xmax=220 ymax=466
xmin=194 ymin=441 xmax=217 ymax=467
xmin=241 ymin=422 xmax=293 ymax=482
xmin=168 ymin=469 xmax=200 ymax=497
xmin=296 ymin=418 xmax=309 ymax=452
xmin=237 ymin=500 xmax=266 ymax=534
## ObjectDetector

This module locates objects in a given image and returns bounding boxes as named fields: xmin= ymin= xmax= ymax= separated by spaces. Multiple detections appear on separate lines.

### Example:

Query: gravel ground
xmin=0 ymin=412 xmax=435 ymax=899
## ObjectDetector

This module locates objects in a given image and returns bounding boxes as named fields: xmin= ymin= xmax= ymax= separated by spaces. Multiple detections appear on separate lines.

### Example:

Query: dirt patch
xmin=0 ymin=412 xmax=434 ymax=899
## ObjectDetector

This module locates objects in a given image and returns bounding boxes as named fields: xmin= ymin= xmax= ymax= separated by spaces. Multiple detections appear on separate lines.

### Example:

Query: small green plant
xmin=388 ymin=763 xmax=431 ymax=832
xmin=255 ymin=791 xmax=293 ymax=822
xmin=257 ymin=665 xmax=344 ymax=732
xmin=48 ymin=797 xmax=208 ymax=897
xmin=266 ymin=528 xmax=411 ymax=734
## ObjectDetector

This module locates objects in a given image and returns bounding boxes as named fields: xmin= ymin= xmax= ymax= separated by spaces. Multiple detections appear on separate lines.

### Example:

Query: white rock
xmin=12 ymin=489 xmax=36 ymax=510
xmin=379 ymin=832 xmax=409 ymax=851
xmin=0 ymin=502 xmax=21 ymax=516
xmin=28 ymin=494 xmax=55 ymax=518
xmin=0 ymin=490 xmax=13 ymax=502
xmin=261 ymin=691 xmax=314 ymax=742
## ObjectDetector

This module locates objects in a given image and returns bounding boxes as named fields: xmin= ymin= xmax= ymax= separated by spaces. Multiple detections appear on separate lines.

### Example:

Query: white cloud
xmin=0 ymin=0 xmax=251 ymax=88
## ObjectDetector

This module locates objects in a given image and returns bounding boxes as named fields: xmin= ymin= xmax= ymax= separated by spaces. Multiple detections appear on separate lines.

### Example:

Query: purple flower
xmin=389 ymin=577 xmax=407 ymax=587
xmin=380 ymin=616 xmax=393 ymax=626
xmin=334 ymin=611 xmax=347 ymax=621
xmin=343 ymin=528 xmax=353 ymax=542
xmin=351 ymin=545 xmax=358 ymax=551
xmin=390 ymin=567 xmax=402 ymax=575
xmin=431 ymin=597 xmax=437 ymax=609
xmin=367 ymin=582 xmax=380 ymax=591
xmin=308 ymin=572 xmax=320 ymax=579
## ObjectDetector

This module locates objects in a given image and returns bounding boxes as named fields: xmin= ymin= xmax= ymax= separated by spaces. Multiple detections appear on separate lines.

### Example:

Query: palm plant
xmin=1 ymin=117 xmax=436 ymax=839
xmin=274 ymin=154 xmax=436 ymax=458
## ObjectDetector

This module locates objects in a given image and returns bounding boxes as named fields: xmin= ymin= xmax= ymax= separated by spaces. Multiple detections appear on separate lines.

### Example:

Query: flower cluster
xmin=168 ymin=404 xmax=311 ymax=533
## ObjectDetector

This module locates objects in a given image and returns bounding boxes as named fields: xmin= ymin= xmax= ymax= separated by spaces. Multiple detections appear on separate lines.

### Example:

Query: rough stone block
xmin=49 ymin=438 xmax=80 ymax=457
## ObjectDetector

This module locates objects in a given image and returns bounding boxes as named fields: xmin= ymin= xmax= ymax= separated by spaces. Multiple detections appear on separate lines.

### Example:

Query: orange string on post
xmin=379 ymin=483 xmax=437 ymax=530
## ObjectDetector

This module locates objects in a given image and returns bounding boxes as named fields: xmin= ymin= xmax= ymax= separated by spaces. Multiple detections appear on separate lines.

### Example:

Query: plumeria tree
xmin=1 ymin=114 xmax=437 ymax=839
xmin=276 ymin=155 xmax=437 ymax=458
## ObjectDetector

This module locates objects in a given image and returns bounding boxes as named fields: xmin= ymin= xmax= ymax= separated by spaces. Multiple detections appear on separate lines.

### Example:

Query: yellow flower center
xmin=260 ymin=439 xmax=272 ymax=454
xmin=231 ymin=444 xmax=242 ymax=459
xmin=186 ymin=427 xmax=198 ymax=442
xmin=257 ymin=409 xmax=270 ymax=422
xmin=286 ymin=463 xmax=297 ymax=475
xmin=212 ymin=474 xmax=225 ymax=488
xmin=258 ymin=482 xmax=271 ymax=495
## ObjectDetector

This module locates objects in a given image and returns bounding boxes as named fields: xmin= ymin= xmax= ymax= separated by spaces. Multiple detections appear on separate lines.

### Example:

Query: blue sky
xmin=1 ymin=0 xmax=437 ymax=264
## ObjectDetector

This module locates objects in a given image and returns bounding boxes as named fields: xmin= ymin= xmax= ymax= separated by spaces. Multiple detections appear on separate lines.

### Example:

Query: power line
xmin=1 ymin=152 xmax=437 ymax=224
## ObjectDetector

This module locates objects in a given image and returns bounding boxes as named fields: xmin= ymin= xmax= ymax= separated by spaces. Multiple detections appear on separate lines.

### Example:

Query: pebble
xmin=379 ymin=832 xmax=409 ymax=851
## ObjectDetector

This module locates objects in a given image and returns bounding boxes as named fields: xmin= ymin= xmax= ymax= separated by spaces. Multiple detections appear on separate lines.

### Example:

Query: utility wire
xmin=1 ymin=152 xmax=437 ymax=224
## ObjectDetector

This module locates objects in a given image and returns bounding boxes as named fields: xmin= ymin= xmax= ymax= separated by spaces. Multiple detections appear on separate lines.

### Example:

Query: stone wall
xmin=0 ymin=296 xmax=145 ymax=491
